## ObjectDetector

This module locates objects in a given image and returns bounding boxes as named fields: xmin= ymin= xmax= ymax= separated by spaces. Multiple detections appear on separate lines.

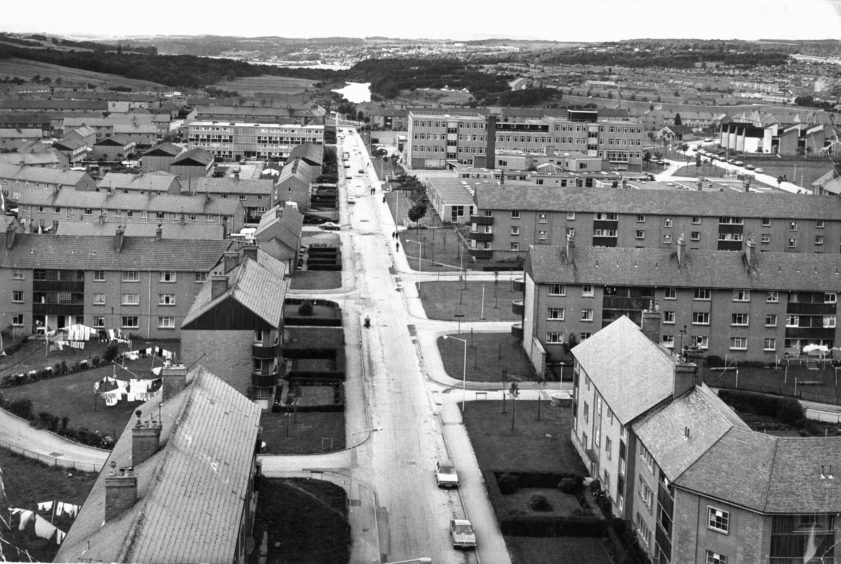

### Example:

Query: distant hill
xmin=0 ymin=57 xmax=167 ymax=90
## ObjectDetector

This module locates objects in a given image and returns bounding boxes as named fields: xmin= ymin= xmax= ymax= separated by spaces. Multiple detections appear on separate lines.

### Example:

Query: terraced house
xmin=572 ymin=316 xmax=841 ymax=564
xmin=518 ymin=236 xmax=840 ymax=374
xmin=0 ymin=226 xmax=229 ymax=338
xmin=469 ymin=186 xmax=841 ymax=260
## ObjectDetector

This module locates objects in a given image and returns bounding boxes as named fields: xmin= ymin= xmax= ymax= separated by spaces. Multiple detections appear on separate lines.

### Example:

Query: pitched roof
xmin=183 ymin=250 xmax=287 ymax=327
xmin=54 ymin=367 xmax=262 ymax=564
xmin=278 ymin=158 xmax=313 ymax=184
xmin=572 ymin=316 xmax=675 ymax=425
xmin=193 ymin=177 xmax=274 ymax=196
xmin=0 ymin=128 xmax=42 ymax=139
xmin=0 ymin=151 xmax=61 ymax=167
xmin=287 ymin=143 xmax=323 ymax=166
xmin=17 ymin=190 xmax=242 ymax=216
xmin=141 ymin=143 xmax=184 ymax=158
xmin=525 ymin=244 xmax=841 ymax=293
xmin=0 ymin=233 xmax=230 ymax=271
xmin=171 ymin=148 xmax=214 ymax=167
xmin=633 ymin=384 xmax=749 ymax=481
xmin=55 ymin=221 xmax=225 ymax=240
xmin=94 ymin=135 xmax=135 ymax=147
xmin=0 ymin=163 xmax=90 ymax=185
xmin=475 ymin=185 xmax=841 ymax=219
xmin=98 ymin=171 xmax=180 ymax=192
xmin=254 ymin=204 xmax=303 ymax=253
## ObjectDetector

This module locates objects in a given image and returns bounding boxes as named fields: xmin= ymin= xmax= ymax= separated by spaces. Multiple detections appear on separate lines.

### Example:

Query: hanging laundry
xmin=37 ymin=501 xmax=53 ymax=512
xmin=55 ymin=529 xmax=66 ymax=545
xmin=17 ymin=510 xmax=33 ymax=531
xmin=34 ymin=515 xmax=56 ymax=541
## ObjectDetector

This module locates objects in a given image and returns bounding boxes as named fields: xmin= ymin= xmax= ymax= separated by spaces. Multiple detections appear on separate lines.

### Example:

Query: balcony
xmin=593 ymin=220 xmax=619 ymax=230
xmin=252 ymin=342 xmax=280 ymax=360
xmin=787 ymin=302 xmax=835 ymax=315
xmin=512 ymin=299 xmax=524 ymax=316
xmin=469 ymin=249 xmax=492 ymax=259
xmin=717 ymin=240 xmax=743 ymax=251
xmin=784 ymin=327 xmax=836 ymax=339
xmin=33 ymin=280 xmax=84 ymax=293
xmin=252 ymin=371 xmax=277 ymax=388
xmin=470 ymin=215 xmax=494 ymax=226
xmin=468 ymin=231 xmax=494 ymax=242
xmin=511 ymin=323 xmax=523 ymax=339
xmin=511 ymin=278 xmax=525 ymax=292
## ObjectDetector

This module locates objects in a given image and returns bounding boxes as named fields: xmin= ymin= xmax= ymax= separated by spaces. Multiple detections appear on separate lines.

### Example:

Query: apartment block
xmin=0 ymin=226 xmax=229 ymax=338
xmin=186 ymin=121 xmax=324 ymax=161
xmin=469 ymin=185 xmax=841 ymax=260
xmin=406 ymin=110 xmax=489 ymax=169
xmin=519 ymin=237 xmax=840 ymax=371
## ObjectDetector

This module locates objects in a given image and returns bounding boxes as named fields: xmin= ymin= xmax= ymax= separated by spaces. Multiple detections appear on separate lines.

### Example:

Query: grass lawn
xmin=506 ymin=537 xmax=612 ymax=564
xmin=251 ymin=478 xmax=349 ymax=564
xmin=0 ymin=447 xmax=97 ymax=563
xmin=290 ymin=270 xmax=342 ymax=290
xmin=699 ymin=362 xmax=841 ymax=406
xmin=463 ymin=401 xmax=584 ymax=474
xmin=673 ymin=164 xmax=726 ymax=178
xmin=284 ymin=301 xmax=342 ymax=320
xmin=438 ymin=332 xmax=537 ymax=383
xmin=740 ymin=159 xmax=829 ymax=188
xmin=418 ymin=281 xmax=521 ymax=322
xmin=259 ymin=411 xmax=345 ymax=454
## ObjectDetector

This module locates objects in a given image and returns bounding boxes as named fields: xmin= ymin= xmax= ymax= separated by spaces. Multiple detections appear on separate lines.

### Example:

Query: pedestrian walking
xmin=395 ymin=242 xmax=400 ymax=252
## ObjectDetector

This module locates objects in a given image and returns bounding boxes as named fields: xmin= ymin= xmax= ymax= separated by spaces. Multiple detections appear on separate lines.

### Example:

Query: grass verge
xmin=438 ymin=332 xmax=537 ymax=383
xmin=259 ymin=411 xmax=345 ymax=454
xmin=418 ymin=281 xmax=521 ymax=322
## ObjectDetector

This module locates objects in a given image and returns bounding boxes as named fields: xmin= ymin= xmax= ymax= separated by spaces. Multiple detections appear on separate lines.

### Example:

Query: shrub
xmin=92 ymin=355 xmax=101 ymax=366
xmin=558 ymin=476 xmax=583 ymax=494
xmin=589 ymin=479 xmax=602 ymax=495
xmin=529 ymin=493 xmax=552 ymax=511
xmin=8 ymin=398 xmax=34 ymax=420
xmin=298 ymin=302 xmax=314 ymax=316
xmin=498 ymin=473 xmax=519 ymax=494
xmin=103 ymin=341 xmax=120 ymax=363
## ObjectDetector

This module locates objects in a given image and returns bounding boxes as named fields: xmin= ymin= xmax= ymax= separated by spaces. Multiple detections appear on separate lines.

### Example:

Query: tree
xmin=674 ymin=113 xmax=683 ymax=126
xmin=643 ymin=151 xmax=652 ymax=169
xmin=407 ymin=203 xmax=427 ymax=230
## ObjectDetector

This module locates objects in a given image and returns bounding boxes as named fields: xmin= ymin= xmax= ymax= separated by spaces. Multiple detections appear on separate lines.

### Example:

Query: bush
xmin=103 ymin=341 xmax=120 ymax=363
xmin=92 ymin=355 xmax=101 ymax=366
xmin=529 ymin=493 xmax=552 ymax=511
xmin=298 ymin=302 xmax=314 ymax=316
xmin=558 ymin=476 xmax=584 ymax=494
xmin=8 ymin=398 xmax=34 ymax=420
xmin=498 ymin=473 xmax=519 ymax=494
xmin=589 ymin=479 xmax=602 ymax=495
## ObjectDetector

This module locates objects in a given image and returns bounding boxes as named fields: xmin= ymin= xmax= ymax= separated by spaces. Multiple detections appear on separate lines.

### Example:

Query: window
xmin=730 ymin=337 xmax=748 ymax=350
xmin=195 ymin=272 xmax=207 ymax=283
xmin=12 ymin=314 xmax=24 ymax=326
xmin=635 ymin=230 xmax=645 ymax=239
xmin=694 ymin=288 xmax=711 ymax=300
xmin=763 ymin=338 xmax=777 ymax=351
xmin=121 ymin=316 xmax=139 ymax=328
xmin=538 ymin=213 xmax=547 ymax=224
xmin=549 ymin=284 xmax=566 ymax=296
xmin=566 ymin=211 xmax=576 ymax=220
xmin=640 ymin=441 xmax=655 ymax=472
xmin=817 ymin=219 xmax=826 ymax=229
xmin=159 ymin=294 xmax=176 ymax=306
xmin=664 ymin=218 xmax=673 ymax=228
xmin=664 ymin=288 xmax=676 ymax=300
xmin=510 ymin=242 xmax=520 ymax=251
xmin=691 ymin=216 xmax=701 ymax=224
xmin=547 ymin=332 xmax=564 ymax=343
xmin=693 ymin=312 xmax=710 ymax=325
xmin=636 ymin=513 xmax=652 ymax=547
xmin=662 ymin=334 xmax=675 ymax=348
xmin=638 ymin=475 xmax=653 ymax=510
xmin=159 ymin=272 xmax=176 ymax=283
xmin=706 ymin=550 xmax=727 ymax=564
xmin=731 ymin=313 xmax=749 ymax=326
xmin=786 ymin=315 xmax=800 ymax=327
xmin=765 ymin=314 xmax=777 ymax=327
xmin=788 ymin=221 xmax=799 ymax=231
xmin=583 ymin=401 xmax=589 ymax=423
xmin=767 ymin=291 xmax=779 ymax=303
xmin=12 ymin=290 xmax=23 ymax=303
xmin=158 ymin=316 xmax=175 ymax=329
xmin=93 ymin=316 xmax=105 ymax=328
xmin=693 ymin=335 xmax=709 ymax=349
xmin=93 ymin=293 xmax=105 ymax=305
xmin=509 ymin=226 xmax=520 ymax=236
xmin=603 ymin=469 xmax=611 ymax=492
xmin=84 ymin=208 xmax=93 ymax=216
xmin=690 ymin=231 xmax=701 ymax=241
xmin=605 ymin=437 xmax=612 ymax=460
xmin=580 ymin=332 xmax=592 ymax=341
xmin=121 ymin=293 xmax=140 ymax=305
xmin=93 ymin=270 xmax=106 ymax=282
xmin=582 ymin=285 xmax=594 ymax=297
xmin=581 ymin=309 xmax=594 ymax=321
xmin=537 ymin=230 xmax=547 ymax=241
xmin=816 ymin=235 xmax=824 ymax=246
xmin=156 ymin=211 xmax=165 ymax=220
xmin=708 ymin=507 xmax=729 ymax=533
xmin=547 ymin=308 xmax=565 ymax=320
xmin=663 ymin=311 xmax=675 ymax=324
xmin=825 ymin=316 xmax=837 ymax=328
xmin=636 ymin=214 xmax=646 ymax=223
xmin=511 ymin=210 xmax=520 ymax=219
xmin=12 ymin=269 xmax=24 ymax=280
xmin=122 ymin=271 xmax=139 ymax=282
xmin=761 ymin=217 xmax=771 ymax=227
xmin=788 ymin=237 xmax=797 ymax=249
xmin=826 ymin=293 xmax=837 ymax=304
xmin=761 ymin=234 xmax=771 ymax=244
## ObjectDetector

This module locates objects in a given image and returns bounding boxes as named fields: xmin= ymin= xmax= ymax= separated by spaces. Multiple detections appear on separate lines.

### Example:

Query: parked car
xmin=745 ymin=164 xmax=755 ymax=170
xmin=435 ymin=460 xmax=459 ymax=488
xmin=450 ymin=518 xmax=476 ymax=549
xmin=319 ymin=222 xmax=341 ymax=231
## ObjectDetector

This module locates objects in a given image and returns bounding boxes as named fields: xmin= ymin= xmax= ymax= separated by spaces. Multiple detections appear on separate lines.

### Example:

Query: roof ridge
xmin=761 ymin=434 xmax=780 ymax=513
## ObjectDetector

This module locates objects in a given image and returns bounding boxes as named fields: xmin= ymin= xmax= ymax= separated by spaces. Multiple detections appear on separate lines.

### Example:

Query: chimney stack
xmin=676 ymin=234 xmax=686 ymax=266
xmin=131 ymin=409 xmax=161 ymax=466
xmin=155 ymin=223 xmax=162 ymax=240
xmin=4 ymin=223 xmax=16 ymax=250
xmin=640 ymin=305 xmax=662 ymax=345
xmin=211 ymin=273 xmax=228 ymax=299
xmin=241 ymin=244 xmax=258 ymax=262
xmin=564 ymin=233 xmax=575 ymax=264
xmin=222 ymin=250 xmax=239 ymax=273
xmin=160 ymin=364 xmax=188 ymax=401
xmin=114 ymin=225 xmax=125 ymax=252
xmin=104 ymin=462 xmax=137 ymax=522
xmin=673 ymin=362 xmax=697 ymax=399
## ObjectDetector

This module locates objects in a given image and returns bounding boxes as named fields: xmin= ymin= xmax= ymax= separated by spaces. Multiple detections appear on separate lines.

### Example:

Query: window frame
xmin=707 ymin=507 xmax=730 ymax=534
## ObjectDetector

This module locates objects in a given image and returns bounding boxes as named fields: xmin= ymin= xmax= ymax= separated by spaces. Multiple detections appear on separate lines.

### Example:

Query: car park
xmin=435 ymin=460 xmax=459 ymax=488
xmin=449 ymin=519 xmax=476 ymax=549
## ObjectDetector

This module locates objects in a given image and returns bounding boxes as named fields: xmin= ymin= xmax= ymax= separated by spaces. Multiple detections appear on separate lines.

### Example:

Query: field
xmin=210 ymin=74 xmax=317 ymax=98
xmin=394 ymin=87 xmax=473 ymax=106
xmin=0 ymin=58 xmax=165 ymax=89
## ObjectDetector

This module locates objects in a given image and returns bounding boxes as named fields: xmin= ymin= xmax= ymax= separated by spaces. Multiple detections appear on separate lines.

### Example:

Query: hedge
xmin=717 ymin=389 xmax=804 ymax=426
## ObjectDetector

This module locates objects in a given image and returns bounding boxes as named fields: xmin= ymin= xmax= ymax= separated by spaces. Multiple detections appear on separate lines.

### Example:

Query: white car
xmin=450 ymin=519 xmax=476 ymax=549
xmin=435 ymin=460 xmax=459 ymax=488
xmin=318 ymin=222 xmax=341 ymax=231
xmin=755 ymin=167 xmax=764 ymax=174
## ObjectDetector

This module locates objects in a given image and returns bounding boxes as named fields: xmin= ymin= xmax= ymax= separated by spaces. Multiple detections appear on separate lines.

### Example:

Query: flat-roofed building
xmin=186 ymin=121 xmax=324 ymax=161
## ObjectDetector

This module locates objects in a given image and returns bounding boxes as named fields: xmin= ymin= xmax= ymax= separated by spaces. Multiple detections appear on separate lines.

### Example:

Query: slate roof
xmin=475 ymin=185 xmax=841 ymax=219
xmin=254 ymin=204 xmax=303 ymax=257
xmin=193 ymin=177 xmax=274 ymax=196
xmin=98 ymin=171 xmax=180 ymax=192
xmin=0 ymin=128 xmax=42 ymax=139
xmin=94 ymin=135 xmax=135 ymax=147
xmin=428 ymin=177 xmax=484 ymax=206
xmin=0 ymin=233 xmax=230 ymax=271
xmin=172 ymin=148 xmax=214 ymax=167
xmin=18 ymin=190 xmax=242 ymax=217
xmin=0 ymin=164 xmax=90 ymax=185
xmin=141 ymin=143 xmax=184 ymax=158
xmin=183 ymin=249 xmax=287 ymax=328
xmin=54 ymin=366 xmax=262 ymax=564
xmin=54 ymin=221 xmax=225 ymax=240
xmin=0 ymin=151 xmax=61 ymax=167
xmin=287 ymin=143 xmax=323 ymax=166
xmin=278 ymin=159 xmax=313 ymax=184
xmin=633 ymin=384 xmax=749 ymax=481
xmin=572 ymin=316 xmax=675 ymax=425
xmin=525 ymin=244 xmax=841 ymax=293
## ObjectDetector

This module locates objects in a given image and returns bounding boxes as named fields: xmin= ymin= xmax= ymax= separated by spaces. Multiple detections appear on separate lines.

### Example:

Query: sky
xmin=2 ymin=0 xmax=841 ymax=42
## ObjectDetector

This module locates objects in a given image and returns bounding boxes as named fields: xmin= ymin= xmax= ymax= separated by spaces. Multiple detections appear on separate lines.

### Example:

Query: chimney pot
xmin=105 ymin=466 xmax=137 ymax=521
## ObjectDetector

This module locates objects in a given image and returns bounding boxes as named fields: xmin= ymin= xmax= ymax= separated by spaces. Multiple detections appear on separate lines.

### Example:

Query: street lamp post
xmin=406 ymin=239 xmax=422 ymax=272
xmin=444 ymin=335 xmax=468 ymax=413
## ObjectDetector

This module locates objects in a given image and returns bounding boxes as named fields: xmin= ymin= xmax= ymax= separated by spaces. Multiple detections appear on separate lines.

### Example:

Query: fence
xmin=0 ymin=437 xmax=102 ymax=473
